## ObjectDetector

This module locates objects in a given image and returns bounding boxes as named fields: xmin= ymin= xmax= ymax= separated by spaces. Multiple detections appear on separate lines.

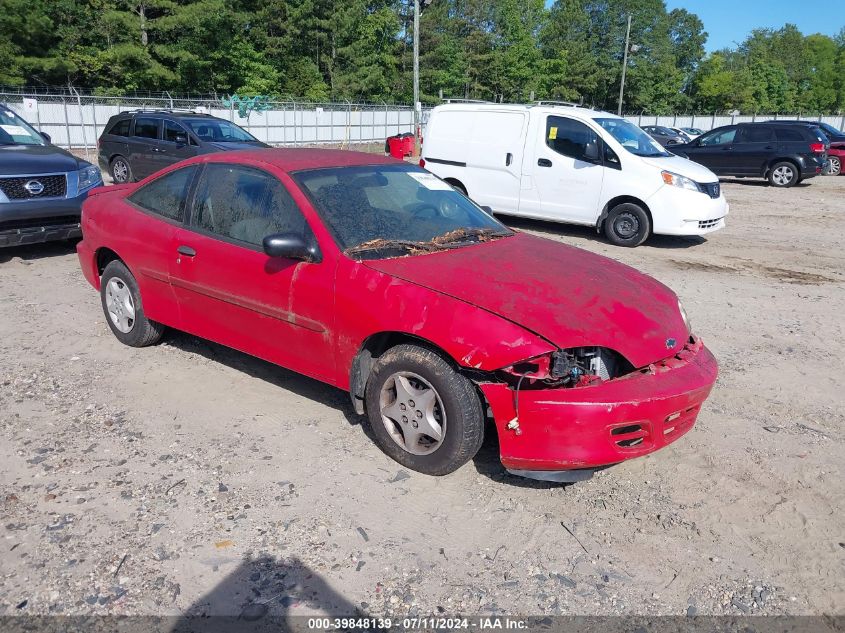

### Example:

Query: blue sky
xmin=664 ymin=0 xmax=843 ymax=51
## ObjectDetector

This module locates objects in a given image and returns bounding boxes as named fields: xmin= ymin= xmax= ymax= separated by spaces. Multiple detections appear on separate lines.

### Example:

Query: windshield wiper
xmin=431 ymin=227 xmax=511 ymax=245
xmin=346 ymin=238 xmax=448 ymax=256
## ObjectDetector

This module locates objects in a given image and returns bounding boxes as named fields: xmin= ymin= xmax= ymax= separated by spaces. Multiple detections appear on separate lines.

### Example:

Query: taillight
xmin=810 ymin=142 xmax=825 ymax=153
xmin=419 ymin=158 xmax=426 ymax=168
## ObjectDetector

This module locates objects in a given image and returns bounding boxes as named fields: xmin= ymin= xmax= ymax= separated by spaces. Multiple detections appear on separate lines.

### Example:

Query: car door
xmin=121 ymin=165 xmax=200 ymax=325
xmin=520 ymin=115 xmax=604 ymax=224
xmin=685 ymin=126 xmax=738 ymax=174
xmin=158 ymin=120 xmax=199 ymax=170
xmin=169 ymin=162 xmax=336 ymax=382
xmin=732 ymin=125 xmax=776 ymax=175
xmin=128 ymin=116 xmax=162 ymax=179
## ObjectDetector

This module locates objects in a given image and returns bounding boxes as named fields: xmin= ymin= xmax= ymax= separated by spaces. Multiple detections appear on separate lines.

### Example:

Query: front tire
xmin=364 ymin=344 xmax=484 ymax=475
xmin=768 ymin=161 xmax=799 ymax=187
xmin=604 ymin=202 xmax=651 ymax=247
xmin=827 ymin=156 xmax=841 ymax=176
xmin=100 ymin=260 xmax=164 ymax=347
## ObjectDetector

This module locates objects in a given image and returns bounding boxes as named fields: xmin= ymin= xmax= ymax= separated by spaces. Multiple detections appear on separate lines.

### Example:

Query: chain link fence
xmin=0 ymin=89 xmax=424 ymax=157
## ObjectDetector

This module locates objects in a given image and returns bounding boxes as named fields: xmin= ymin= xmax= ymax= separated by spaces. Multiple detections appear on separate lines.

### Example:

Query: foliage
xmin=1 ymin=0 xmax=843 ymax=112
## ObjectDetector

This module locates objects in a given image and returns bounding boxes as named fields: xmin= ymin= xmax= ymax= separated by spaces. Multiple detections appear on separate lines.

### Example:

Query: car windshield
xmin=594 ymin=118 xmax=670 ymax=157
xmin=183 ymin=118 xmax=258 ymax=143
xmin=683 ymin=128 xmax=704 ymax=135
xmin=0 ymin=107 xmax=46 ymax=146
xmin=293 ymin=164 xmax=513 ymax=258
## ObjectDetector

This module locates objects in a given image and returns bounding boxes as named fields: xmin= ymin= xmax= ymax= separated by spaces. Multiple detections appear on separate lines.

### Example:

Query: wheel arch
xmin=443 ymin=178 xmax=467 ymax=195
xmin=596 ymin=195 xmax=653 ymax=232
xmin=96 ymin=246 xmax=125 ymax=275
xmin=765 ymin=157 xmax=800 ymax=177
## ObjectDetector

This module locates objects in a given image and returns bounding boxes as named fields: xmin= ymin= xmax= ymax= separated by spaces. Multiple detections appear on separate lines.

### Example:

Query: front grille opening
xmin=698 ymin=217 xmax=723 ymax=229
xmin=611 ymin=424 xmax=642 ymax=436
xmin=617 ymin=437 xmax=644 ymax=448
xmin=0 ymin=215 xmax=80 ymax=232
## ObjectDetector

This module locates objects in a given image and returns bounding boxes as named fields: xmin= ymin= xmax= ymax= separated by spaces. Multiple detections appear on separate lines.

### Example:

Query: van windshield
xmin=594 ymin=118 xmax=670 ymax=157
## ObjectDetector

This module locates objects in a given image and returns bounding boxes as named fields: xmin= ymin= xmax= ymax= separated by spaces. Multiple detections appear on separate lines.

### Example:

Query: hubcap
xmin=105 ymin=277 xmax=136 ymax=333
xmin=614 ymin=213 xmax=639 ymax=239
xmin=829 ymin=157 xmax=841 ymax=176
xmin=379 ymin=372 xmax=446 ymax=456
xmin=113 ymin=160 xmax=128 ymax=183
xmin=772 ymin=166 xmax=793 ymax=185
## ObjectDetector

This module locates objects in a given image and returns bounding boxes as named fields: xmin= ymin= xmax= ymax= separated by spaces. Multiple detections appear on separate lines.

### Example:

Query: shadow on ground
xmin=0 ymin=239 xmax=79 ymax=264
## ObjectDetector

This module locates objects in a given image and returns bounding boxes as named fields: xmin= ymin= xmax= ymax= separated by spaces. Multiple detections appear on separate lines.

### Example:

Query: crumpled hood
xmin=365 ymin=233 xmax=689 ymax=369
xmin=0 ymin=144 xmax=82 ymax=175
xmin=208 ymin=141 xmax=270 ymax=152
xmin=641 ymin=152 xmax=719 ymax=183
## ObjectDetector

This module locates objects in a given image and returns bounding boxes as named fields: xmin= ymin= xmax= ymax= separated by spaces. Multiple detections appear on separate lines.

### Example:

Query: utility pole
xmin=413 ymin=0 xmax=421 ymax=153
xmin=617 ymin=13 xmax=632 ymax=116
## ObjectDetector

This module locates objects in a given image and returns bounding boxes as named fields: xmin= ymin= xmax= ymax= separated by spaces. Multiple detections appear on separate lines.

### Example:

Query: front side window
xmin=129 ymin=166 xmax=197 ymax=221
xmin=594 ymin=118 xmax=669 ymax=157
xmin=182 ymin=118 xmax=258 ymax=143
xmin=546 ymin=116 xmax=599 ymax=163
xmin=133 ymin=117 xmax=160 ymax=139
xmin=293 ymin=164 xmax=510 ymax=257
xmin=698 ymin=127 xmax=737 ymax=146
xmin=191 ymin=164 xmax=308 ymax=247
xmin=163 ymin=120 xmax=189 ymax=144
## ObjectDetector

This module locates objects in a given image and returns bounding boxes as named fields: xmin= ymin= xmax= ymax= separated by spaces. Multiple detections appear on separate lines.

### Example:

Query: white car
xmin=676 ymin=126 xmax=704 ymax=141
xmin=421 ymin=103 xmax=727 ymax=246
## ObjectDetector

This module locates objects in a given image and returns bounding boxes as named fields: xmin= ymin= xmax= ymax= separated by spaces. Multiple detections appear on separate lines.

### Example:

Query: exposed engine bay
xmin=500 ymin=347 xmax=635 ymax=389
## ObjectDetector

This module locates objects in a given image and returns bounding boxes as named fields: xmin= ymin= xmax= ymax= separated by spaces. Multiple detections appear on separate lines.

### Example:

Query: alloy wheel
xmin=772 ymin=165 xmax=794 ymax=186
xmin=379 ymin=371 xmax=447 ymax=456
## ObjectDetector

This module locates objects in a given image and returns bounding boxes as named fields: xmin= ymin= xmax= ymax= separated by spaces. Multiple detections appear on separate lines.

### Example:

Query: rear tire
xmin=768 ymin=161 xmax=799 ymax=187
xmin=100 ymin=260 xmax=164 ymax=347
xmin=827 ymin=156 xmax=841 ymax=176
xmin=364 ymin=344 xmax=484 ymax=476
xmin=604 ymin=202 xmax=651 ymax=247
xmin=447 ymin=180 xmax=468 ymax=196
xmin=110 ymin=156 xmax=132 ymax=184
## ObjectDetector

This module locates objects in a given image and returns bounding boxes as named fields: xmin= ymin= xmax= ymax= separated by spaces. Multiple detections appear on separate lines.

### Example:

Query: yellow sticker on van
xmin=549 ymin=127 xmax=558 ymax=140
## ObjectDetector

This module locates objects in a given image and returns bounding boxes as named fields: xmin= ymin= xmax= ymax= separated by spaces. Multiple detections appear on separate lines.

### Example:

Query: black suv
xmin=1 ymin=104 xmax=103 ymax=247
xmin=98 ymin=110 xmax=269 ymax=183
xmin=672 ymin=122 xmax=829 ymax=187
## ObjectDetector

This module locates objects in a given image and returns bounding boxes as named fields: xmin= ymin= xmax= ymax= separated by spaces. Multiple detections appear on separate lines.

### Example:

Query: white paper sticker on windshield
xmin=0 ymin=125 xmax=29 ymax=136
xmin=408 ymin=172 xmax=453 ymax=191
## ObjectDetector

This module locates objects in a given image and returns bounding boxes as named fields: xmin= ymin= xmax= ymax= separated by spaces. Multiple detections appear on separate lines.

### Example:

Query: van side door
xmin=519 ymin=115 xmax=604 ymax=224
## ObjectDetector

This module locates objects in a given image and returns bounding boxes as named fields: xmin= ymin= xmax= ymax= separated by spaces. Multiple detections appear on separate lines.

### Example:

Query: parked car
xmin=76 ymin=149 xmax=718 ymax=482
xmin=421 ymin=103 xmax=727 ymax=248
xmin=1 ymin=104 xmax=103 ymax=248
xmin=672 ymin=122 xmax=829 ymax=187
xmin=762 ymin=120 xmax=845 ymax=144
xmin=97 ymin=109 xmax=269 ymax=184
xmin=678 ymin=127 xmax=705 ymax=140
xmin=667 ymin=127 xmax=693 ymax=142
xmin=641 ymin=125 xmax=687 ymax=147
xmin=826 ymin=143 xmax=844 ymax=176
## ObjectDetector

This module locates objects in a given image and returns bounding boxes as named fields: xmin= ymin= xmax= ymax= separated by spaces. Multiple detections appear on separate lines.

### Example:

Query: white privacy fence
xmin=624 ymin=112 xmax=845 ymax=132
xmin=0 ymin=91 xmax=420 ymax=151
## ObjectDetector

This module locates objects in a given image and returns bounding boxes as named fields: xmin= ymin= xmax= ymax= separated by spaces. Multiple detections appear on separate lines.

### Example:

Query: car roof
xmin=431 ymin=102 xmax=616 ymax=121
xmin=112 ymin=110 xmax=217 ymax=119
xmin=188 ymin=148 xmax=402 ymax=172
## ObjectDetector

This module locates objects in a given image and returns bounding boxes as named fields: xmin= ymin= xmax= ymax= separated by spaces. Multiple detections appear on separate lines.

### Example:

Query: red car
xmin=827 ymin=143 xmax=844 ymax=176
xmin=77 ymin=149 xmax=718 ymax=482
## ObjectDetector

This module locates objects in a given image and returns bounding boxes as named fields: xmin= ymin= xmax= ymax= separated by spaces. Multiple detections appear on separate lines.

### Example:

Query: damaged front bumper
xmin=479 ymin=338 xmax=718 ymax=478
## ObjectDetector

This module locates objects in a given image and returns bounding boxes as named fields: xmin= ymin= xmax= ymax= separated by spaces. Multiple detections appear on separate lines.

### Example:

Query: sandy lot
xmin=1 ymin=173 xmax=843 ymax=620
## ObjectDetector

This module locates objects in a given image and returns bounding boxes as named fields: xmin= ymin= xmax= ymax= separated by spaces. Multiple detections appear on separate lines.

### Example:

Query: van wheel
xmin=604 ymin=203 xmax=650 ymax=247
xmin=110 ymin=156 xmax=132 ymax=184
xmin=447 ymin=180 xmax=467 ymax=196
xmin=768 ymin=162 xmax=798 ymax=187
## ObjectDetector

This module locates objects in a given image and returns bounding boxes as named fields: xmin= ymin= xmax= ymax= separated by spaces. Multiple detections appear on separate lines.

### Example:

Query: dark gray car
xmin=98 ymin=110 xmax=269 ymax=183
xmin=641 ymin=125 xmax=687 ymax=147
xmin=1 ymin=105 xmax=103 ymax=247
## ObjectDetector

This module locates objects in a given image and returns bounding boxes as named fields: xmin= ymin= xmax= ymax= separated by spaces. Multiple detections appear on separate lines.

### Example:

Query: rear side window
xmin=129 ymin=166 xmax=197 ymax=221
xmin=133 ymin=117 xmax=160 ymax=139
xmin=546 ymin=116 xmax=599 ymax=163
xmin=738 ymin=126 xmax=775 ymax=143
xmin=775 ymin=128 xmax=804 ymax=142
xmin=107 ymin=119 xmax=131 ymax=137
xmin=191 ymin=164 xmax=308 ymax=247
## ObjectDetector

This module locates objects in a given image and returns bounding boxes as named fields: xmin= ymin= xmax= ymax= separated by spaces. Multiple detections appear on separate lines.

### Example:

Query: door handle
xmin=177 ymin=245 xmax=196 ymax=257
xmin=506 ymin=153 xmax=513 ymax=166
xmin=538 ymin=158 xmax=553 ymax=167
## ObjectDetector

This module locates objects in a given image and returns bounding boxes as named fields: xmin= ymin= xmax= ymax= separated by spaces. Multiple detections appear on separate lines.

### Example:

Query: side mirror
xmin=584 ymin=141 xmax=600 ymax=162
xmin=262 ymin=233 xmax=318 ymax=262
xmin=481 ymin=205 xmax=494 ymax=215
xmin=174 ymin=134 xmax=188 ymax=145
xmin=40 ymin=131 xmax=51 ymax=143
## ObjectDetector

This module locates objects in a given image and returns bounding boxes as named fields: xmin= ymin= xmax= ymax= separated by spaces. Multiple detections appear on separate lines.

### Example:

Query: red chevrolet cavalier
xmin=77 ymin=149 xmax=717 ymax=482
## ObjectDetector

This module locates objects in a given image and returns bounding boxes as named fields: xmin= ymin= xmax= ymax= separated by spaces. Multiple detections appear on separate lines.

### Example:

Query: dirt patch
xmin=668 ymin=259 xmax=738 ymax=274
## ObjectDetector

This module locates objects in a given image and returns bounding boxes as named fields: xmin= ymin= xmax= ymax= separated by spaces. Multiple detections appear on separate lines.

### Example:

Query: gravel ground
xmin=1 ymin=172 xmax=843 ymax=620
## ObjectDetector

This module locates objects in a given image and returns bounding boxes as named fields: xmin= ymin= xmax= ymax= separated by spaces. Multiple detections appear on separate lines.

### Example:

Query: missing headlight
xmin=501 ymin=348 xmax=634 ymax=389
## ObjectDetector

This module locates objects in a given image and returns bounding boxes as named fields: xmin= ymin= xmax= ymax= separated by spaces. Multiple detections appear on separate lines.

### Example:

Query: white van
xmin=420 ymin=102 xmax=728 ymax=247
